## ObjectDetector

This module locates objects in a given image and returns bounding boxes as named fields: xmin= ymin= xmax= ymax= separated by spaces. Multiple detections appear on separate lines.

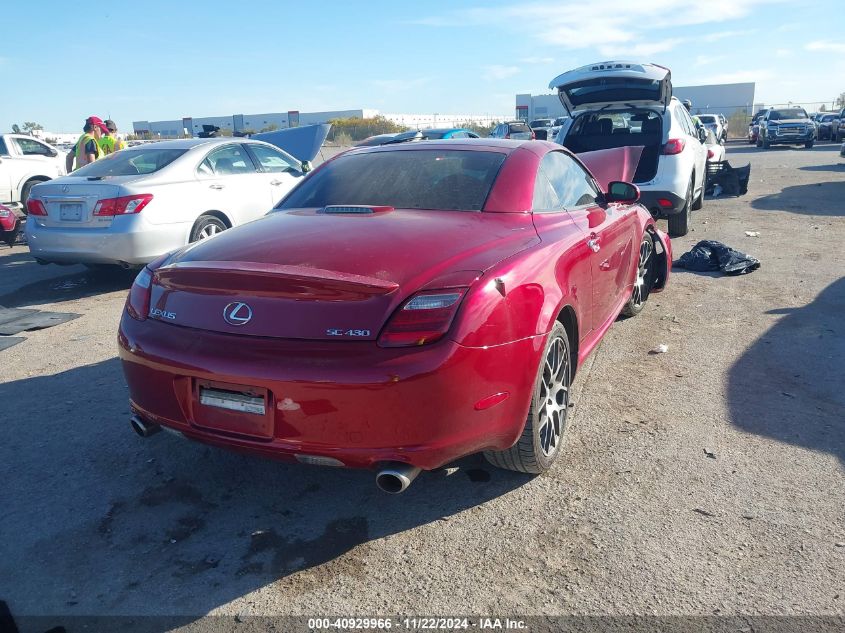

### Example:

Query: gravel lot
xmin=1 ymin=141 xmax=843 ymax=628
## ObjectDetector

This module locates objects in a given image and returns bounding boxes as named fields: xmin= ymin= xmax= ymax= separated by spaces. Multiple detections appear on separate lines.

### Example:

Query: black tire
xmin=805 ymin=140 xmax=814 ymax=149
xmin=667 ymin=176 xmax=693 ymax=238
xmin=692 ymin=172 xmax=704 ymax=210
xmin=484 ymin=321 xmax=571 ymax=474
xmin=190 ymin=214 xmax=227 ymax=242
xmin=762 ymin=136 xmax=770 ymax=149
xmin=756 ymin=136 xmax=762 ymax=148
xmin=20 ymin=180 xmax=40 ymax=214
xmin=622 ymin=232 xmax=655 ymax=318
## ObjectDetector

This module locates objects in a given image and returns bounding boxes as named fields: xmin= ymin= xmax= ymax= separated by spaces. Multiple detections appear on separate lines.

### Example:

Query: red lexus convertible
xmin=119 ymin=139 xmax=671 ymax=493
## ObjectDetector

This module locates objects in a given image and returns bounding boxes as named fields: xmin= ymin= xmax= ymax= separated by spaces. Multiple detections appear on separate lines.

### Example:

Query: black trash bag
xmin=705 ymin=161 xmax=751 ymax=196
xmin=675 ymin=240 xmax=760 ymax=275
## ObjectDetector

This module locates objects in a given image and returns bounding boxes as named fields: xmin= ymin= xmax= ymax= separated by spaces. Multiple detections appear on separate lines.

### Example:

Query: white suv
xmin=550 ymin=61 xmax=707 ymax=237
xmin=0 ymin=134 xmax=66 ymax=210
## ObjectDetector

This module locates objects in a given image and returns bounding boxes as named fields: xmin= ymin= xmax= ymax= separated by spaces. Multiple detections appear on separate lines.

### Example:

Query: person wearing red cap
xmin=65 ymin=116 xmax=108 ymax=172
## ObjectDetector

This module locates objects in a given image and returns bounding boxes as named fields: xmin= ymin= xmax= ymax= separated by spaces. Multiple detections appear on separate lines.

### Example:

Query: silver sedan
xmin=25 ymin=138 xmax=309 ymax=267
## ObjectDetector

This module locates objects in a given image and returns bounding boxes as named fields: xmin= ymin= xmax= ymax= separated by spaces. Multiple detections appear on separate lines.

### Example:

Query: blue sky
xmin=1 ymin=0 xmax=842 ymax=132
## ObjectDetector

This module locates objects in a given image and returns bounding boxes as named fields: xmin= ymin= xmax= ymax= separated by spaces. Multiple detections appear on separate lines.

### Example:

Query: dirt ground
xmin=0 ymin=141 xmax=843 ymax=630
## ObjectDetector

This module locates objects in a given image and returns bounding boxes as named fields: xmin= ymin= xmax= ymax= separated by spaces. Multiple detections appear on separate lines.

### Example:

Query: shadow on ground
xmin=728 ymin=277 xmax=845 ymax=465
xmin=750 ymin=180 xmax=845 ymax=217
xmin=0 ymin=266 xmax=135 ymax=307
xmin=0 ymin=359 xmax=529 ymax=625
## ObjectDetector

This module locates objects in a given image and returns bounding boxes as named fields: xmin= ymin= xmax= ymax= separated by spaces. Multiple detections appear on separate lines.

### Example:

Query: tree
xmin=11 ymin=124 xmax=21 ymax=133
xmin=836 ymin=92 xmax=845 ymax=108
xmin=819 ymin=104 xmax=827 ymax=112
xmin=259 ymin=123 xmax=280 ymax=133
xmin=22 ymin=122 xmax=44 ymax=134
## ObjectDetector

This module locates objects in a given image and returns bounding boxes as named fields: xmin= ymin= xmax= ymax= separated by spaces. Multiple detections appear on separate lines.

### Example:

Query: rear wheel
xmin=190 ymin=214 xmax=227 ymax=242
xmin=805 ymin=140 xmax=814 ymax=149
xmin=484 ymin=321 xmax=571 ymax=474
xmin=622 ymin=233 xmax=655 ymax=318
xmin=667 ymin=176 xmax=693 ymax=237
xmin=692 ymin=172 xmax=704 ymax=210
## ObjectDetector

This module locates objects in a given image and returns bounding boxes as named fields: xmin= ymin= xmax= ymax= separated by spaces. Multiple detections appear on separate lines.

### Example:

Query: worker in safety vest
xmin=66 ymin=116 xmax=108 ymax=172
xmin=99 ymin=119 xmax=126 ymax=155
xmin=683 ymin=99 xmax=705 ymax=135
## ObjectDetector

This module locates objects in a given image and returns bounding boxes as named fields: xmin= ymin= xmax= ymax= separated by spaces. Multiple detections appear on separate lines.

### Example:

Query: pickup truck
xmin=833 ymin=108 xmax=845 ymax=143
xmin=0 ymin=134 xmax=66 ymax=211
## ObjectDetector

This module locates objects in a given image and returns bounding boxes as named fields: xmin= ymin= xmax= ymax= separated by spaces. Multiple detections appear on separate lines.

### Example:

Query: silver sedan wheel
xmin=198 ymin=224 xmax=222 ymax=240
xmin=538 ymin=336 xmax=570 ymax=457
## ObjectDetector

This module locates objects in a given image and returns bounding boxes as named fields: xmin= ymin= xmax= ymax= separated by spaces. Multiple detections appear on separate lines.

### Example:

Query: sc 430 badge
xmin=326 ymin=328 xmax=371 ymax=337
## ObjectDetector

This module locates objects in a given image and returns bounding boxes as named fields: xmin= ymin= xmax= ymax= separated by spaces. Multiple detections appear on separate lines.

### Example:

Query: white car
xmin=26 ymin=138 xmax=311 ymax=267
xmin=549 ymin=61 xmax=707 ymax=237
xmin=0 ymin=134 xmax=66 ymax=209
xmin=698 ymin=114 xmax=726 ymax=144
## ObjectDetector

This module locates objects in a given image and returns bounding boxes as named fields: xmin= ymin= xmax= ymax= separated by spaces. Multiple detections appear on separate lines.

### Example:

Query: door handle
xmin=587 ymin=238 xmax=600 ymax=253
xmin=209 ymin=184 xmax=225 ymax=190
xmin=269 ymin=179 xmax=283 ymax=186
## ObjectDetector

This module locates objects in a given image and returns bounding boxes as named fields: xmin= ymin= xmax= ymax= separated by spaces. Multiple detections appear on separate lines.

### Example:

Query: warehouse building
xmin=134 ymin=109 xmax=508 ymax=137
xmin=516 ymin=82 xmax=757 ymax=120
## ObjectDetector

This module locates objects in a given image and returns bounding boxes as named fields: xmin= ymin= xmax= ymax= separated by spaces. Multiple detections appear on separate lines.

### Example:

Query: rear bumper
xmin=118 ymin=313 xmax=543 ymax=470
xmin=25 ymin=215 xmax=190 ymax=265
xmin=639 ymin=190 xmax=685 ymax=217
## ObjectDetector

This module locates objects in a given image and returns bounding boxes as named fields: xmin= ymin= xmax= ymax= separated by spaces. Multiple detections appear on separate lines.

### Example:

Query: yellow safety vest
xmin=99 ymin=135 xmax=125 ymax=155
xmin=74 ymin=133 xmax=103 ymax=169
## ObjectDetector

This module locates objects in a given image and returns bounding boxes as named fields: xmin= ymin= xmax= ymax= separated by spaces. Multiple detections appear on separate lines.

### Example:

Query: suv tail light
xmin=378 ymin=289 xmax=467 ymax=347
xmin=126 ymin=267 xmax=153 ymax=321
xmin=530 ymin=130 xmax=536 ymax=140
xmin=94 ymin=194 xmax=153 ymax=216
xmin=504 ymin=133 xmax=510 ymax=139
xmin=26 ymin=199 xmax=48 ymax=216
xmin=662 ymin=138 xmax=686 ymax=155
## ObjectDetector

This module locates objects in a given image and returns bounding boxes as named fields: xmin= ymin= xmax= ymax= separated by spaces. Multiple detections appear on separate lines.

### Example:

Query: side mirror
xmin=49 ymin=149 xmax=58 ymax=157
xmin=605 ymin=181 xmax=640 ymax=203
xmin=301 ymin=160 xmax=313 ymax=173
xmin=698 ymin=127 xmax=707 ymax=143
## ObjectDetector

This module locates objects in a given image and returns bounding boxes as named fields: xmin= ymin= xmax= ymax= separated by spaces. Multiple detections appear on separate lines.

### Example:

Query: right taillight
xmin=378 ymin=289 xmax=467 ymax=348
xmin=26 ymin=199 xmax=48 ymax=216
xmin=662 ymin=138 xmax=686 ymax=155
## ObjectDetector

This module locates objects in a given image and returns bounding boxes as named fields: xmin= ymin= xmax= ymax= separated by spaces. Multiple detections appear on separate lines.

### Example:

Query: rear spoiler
xmin=155 ymin=261 xmax=399 ymax=298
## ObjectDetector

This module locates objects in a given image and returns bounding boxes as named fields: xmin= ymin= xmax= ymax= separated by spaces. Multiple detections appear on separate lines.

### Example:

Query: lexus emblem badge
xmin=223 ymin=302 xmax=253 ymax=326
xmin=62 ymin=185 xmax=69 ymax=193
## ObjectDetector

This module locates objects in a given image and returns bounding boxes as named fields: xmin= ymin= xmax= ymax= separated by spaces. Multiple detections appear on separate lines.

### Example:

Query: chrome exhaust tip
xmin=130 ymin=415 xmax=161 ymax=438
xmin=375 ymin=463 xmax=422 ymax=494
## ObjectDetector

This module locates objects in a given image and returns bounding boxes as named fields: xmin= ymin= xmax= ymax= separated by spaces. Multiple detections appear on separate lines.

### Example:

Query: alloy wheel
xmin=630 ymin=236 xmax=653 ymax=308
xmin=538 ymin=336 xmax=570 ymax=456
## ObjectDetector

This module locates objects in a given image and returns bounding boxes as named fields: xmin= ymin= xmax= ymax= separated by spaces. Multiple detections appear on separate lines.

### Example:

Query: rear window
xmin=530 ymin=120 xmax=552 ymax=127
xmin=698 ymin=115 xmax=717 ymax=123
xmin=565 ymin=78 xmax=661 ymax=106
xmin=72 ymin=148 xmax=187 ymax=177
xmin=277 ymin=149 xmax=506 ymax=212
xmin=509 ymin=122 xmax=531 ymax=133
xmin=769 ymin=109 xmax=807 ymax=120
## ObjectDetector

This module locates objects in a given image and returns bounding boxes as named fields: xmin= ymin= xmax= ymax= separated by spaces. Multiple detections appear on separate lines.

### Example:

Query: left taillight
xmin=26 ymin=199 xmax=48 ymax=216
xmin=378 ymin=289 xmax=467 ymax=348
xmin=662 ymin=138 xmax=686 ymax=155
xmin=126 ymin=267 xmax=153 ymax=321
xmin=94 ymin=194 xmax=153 ymax=216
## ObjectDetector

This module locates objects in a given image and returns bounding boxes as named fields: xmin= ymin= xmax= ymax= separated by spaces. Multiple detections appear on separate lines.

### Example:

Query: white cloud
xmin=806 ymin=41 xmax=845 ymax=54
xmin=413 ymin=0 xmax=783 ymax=54
xmin=520 ymin=56 xmax=555 ymax=64
xmin=369 ymin=77 xmax=431 ymax=92
xmin=698 ymin=69 xmax=775 ymax=84
xmin=701 ymin=29 xmax=755 ymax=41
xmin=482 ymin=65 xmax=521 ymax=81
xmin=598 ymin=38 xmax=683 ymax=59
xmin=774 ymin=49 xmax=790 ymax=58
xmin=695 ymin=54 xmax=726 ymax=66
